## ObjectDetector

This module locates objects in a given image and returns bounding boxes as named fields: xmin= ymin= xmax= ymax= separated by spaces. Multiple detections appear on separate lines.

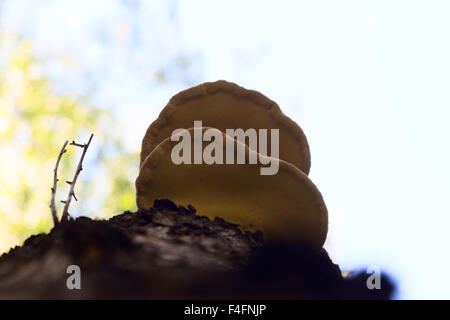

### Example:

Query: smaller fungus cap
xmin=140 ymin=80 xmax=311 ymax=174
xmin=136 ymin=127 xmax=328 ymax=251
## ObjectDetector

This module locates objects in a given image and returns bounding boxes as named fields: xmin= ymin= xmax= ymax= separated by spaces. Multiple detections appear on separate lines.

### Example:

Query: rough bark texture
xmin=0 ymin=199 xmax=394 ymax=299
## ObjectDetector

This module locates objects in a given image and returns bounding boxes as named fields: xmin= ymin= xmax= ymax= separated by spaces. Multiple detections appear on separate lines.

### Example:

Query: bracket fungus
xmin=136 ymin=127 xmax=328 ymax=250
xmin=140 ymin=80 xmax=311 ymax=174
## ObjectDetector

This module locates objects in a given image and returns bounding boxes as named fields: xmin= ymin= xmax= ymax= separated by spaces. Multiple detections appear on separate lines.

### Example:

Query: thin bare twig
xmin=70 ymin=141 xmax=85 ymax=148
xmin=50 ymin=140 xmax=68 ymax=226
xmin=61 ymin=133 xmax=94 ymax=222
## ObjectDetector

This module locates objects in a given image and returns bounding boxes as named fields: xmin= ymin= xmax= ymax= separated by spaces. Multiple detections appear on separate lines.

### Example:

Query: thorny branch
xmin=50 ymin=140 xmax=68 ymax=226
xmin=61 ymin=133 xmax=94 ymax=222
xmin=50 ymin=133 xmax=94 ymax=225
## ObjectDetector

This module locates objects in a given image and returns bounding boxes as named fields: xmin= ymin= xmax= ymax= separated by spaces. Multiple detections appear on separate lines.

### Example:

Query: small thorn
xmin=72 ymin=193 xmax=78 ymax=201
xmin=66 ymin=181 xmax=72 ymax=185
xmin=70 ymin=141 xmax=84 ymax=148
xmin=61 ymin=200 xmax=66 ymax=204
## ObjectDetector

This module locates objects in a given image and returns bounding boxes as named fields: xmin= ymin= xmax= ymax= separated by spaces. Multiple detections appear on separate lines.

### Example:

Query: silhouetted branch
xmin=50 ymin=140 xmax=68 ymax=226
xmin=61 ymin=133 xmax=94 ymax=222
xmin=70 ymin=141 xmax=85 ymax=148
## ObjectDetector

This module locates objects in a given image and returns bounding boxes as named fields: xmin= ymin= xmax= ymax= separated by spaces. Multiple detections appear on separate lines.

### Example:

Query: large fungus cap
xmin=136 ymin=127 xmax=327 ymax=251
xmin=140 ymin=80 xmax=311 ymax=174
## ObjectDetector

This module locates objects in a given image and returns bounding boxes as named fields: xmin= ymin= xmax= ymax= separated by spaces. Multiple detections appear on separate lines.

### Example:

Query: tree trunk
xmin=0 ymin=199 xmax=394 ymax=299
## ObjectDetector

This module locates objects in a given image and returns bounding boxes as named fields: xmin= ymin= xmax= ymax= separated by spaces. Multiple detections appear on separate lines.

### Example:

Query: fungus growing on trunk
xmin=136 ymin=127 xmax=327 ymax=251
xmin=140 ymin=80 xmax=311 ymax=174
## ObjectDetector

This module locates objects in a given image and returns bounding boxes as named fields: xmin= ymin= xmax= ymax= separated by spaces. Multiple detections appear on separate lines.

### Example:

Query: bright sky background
xmin=2 ymin=0 xmax=450 ymax=299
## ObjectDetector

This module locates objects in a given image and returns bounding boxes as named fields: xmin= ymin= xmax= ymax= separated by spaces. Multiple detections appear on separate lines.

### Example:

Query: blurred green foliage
xmin=0 ymin=35 xmax=138 ymax=254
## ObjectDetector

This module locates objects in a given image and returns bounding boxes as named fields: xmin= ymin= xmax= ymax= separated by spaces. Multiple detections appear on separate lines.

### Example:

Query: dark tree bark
xmin=0 ymin=199 xmax=394 ymax=299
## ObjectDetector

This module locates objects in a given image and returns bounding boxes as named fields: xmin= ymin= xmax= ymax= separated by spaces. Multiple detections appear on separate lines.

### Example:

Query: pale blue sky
xmin=2 ymin=0 xmax=450 ymax=299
